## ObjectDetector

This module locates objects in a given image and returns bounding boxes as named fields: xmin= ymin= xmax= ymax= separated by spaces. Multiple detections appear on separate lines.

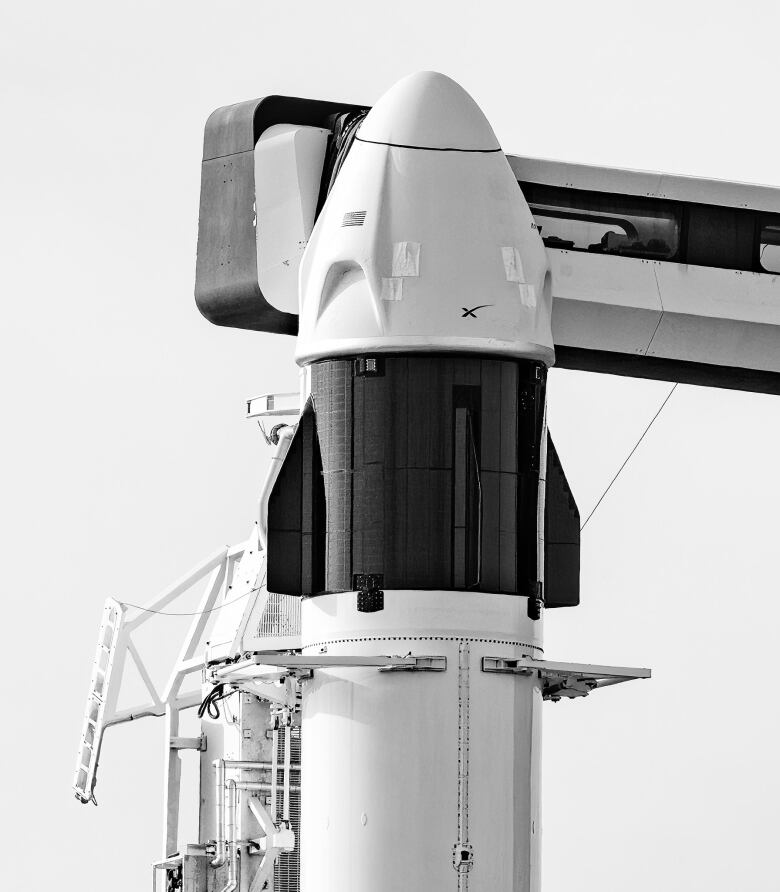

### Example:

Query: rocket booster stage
xmin=264 ymin=73 xmax=575 ymax=892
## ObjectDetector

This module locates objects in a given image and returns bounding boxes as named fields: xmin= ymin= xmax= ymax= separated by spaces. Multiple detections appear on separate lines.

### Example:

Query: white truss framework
xmin=73 ymin=537 xmax=259 ymax=806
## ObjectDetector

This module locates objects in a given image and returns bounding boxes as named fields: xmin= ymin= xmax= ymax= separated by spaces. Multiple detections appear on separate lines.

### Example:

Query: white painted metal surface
xmin=295 ymin=72 xmax=554 ymax=366
xmin=255 ymin=123 xmax=330 ymax=314
xmin=509 ymin=155 xmax=780 ymax=213
xmin=298 ymin=589 xmax=544 ymax=892
xmin=546 ymin=242 xmax=780 ymax=374
xmin=246 ymin=391 xmax=299 ymax=418
xmin=357 ymin=69 xmax=500 ymax=152
xmin=73 ymin=544 xmax=241 ymax=820
xmin=506 ymin=154 xmax=780 ymax=377
xmin=208 ymin=527 xmax=266 ymax=661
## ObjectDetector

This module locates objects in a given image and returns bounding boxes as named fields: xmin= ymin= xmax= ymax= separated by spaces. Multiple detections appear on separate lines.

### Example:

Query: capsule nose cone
xmin=357 ymin=71 xmax=501 ymax=152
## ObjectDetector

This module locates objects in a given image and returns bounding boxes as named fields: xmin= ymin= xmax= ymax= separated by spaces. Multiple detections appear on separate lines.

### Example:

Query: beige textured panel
xmin=648 ymin=313 xmax=780 ymax=374
xmin=550 ymin=249 xmax=780 ymax=376
xmin=651 ymin=264 xmax=780 ymax=373
xmin=655 ymin=263 xmax=780 ymax=325
xmin=550 ymin=251 xmax=662 ymax=313
xmin=550 ymin=251 xmax=662 ymax=355
xmin=552 ymin=297 xmax=661 ymax=356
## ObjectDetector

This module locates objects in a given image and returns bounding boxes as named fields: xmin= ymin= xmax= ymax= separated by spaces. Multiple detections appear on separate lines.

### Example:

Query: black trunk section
xmin=267 ymin=355 xmax=578 ymax=607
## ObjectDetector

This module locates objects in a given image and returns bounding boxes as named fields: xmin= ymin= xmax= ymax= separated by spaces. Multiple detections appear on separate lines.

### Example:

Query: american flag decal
xmin=342 ymin=211 xmax=367 ymax=227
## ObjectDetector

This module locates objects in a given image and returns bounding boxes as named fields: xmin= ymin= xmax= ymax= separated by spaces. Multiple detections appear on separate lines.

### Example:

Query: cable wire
xmin=197 ymin=683 xmax=235 ymax=720
xmin=580 ymin=383 xmax=678 ymax=532
xmin=121 ymin=576 xmax=266 ymax=617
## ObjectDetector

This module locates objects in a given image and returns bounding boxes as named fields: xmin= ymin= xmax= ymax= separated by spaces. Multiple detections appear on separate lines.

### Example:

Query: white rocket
xmin=74 ymin=71 xmax=658 ymax=892
xmin=270 ymin=72 xmax=593 ymax=892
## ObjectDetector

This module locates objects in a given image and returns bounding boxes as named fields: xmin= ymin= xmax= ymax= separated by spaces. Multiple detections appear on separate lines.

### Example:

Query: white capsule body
xmin=299 ymin=590 xmax=543 ymax=892
xmin=296 ymin=74 xmax=554 ymax=366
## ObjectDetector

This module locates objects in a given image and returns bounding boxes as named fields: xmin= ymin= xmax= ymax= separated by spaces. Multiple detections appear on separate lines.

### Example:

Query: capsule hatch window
xmin=522 ymin=184 xmax=681 ymax=261
xmin=760 ymin=219 xmax=780 ymax=274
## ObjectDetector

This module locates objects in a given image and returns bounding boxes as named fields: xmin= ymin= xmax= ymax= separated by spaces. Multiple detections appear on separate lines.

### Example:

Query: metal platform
xmin=482 ymin=655 xmax=651 ymax=700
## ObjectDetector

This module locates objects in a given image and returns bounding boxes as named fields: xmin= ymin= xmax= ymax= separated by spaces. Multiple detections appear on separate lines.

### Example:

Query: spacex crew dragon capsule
xmin=269 ymin=72 xmax=556 ymax=892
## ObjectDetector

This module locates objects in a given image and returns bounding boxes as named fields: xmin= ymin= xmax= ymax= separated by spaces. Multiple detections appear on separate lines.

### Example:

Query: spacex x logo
xmin=461 ymin=304 xmax=492 ymax=318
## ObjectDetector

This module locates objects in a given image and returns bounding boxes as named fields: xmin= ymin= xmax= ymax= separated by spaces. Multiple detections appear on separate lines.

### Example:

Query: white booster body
xmin=293 ymin=72 xmax=555 ymax=892
xmin=299 ymin=591 xmax=543 ymax=892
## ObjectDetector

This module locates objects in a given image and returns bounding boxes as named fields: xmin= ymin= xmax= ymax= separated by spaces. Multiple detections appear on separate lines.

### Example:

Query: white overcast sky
xmin=2 ymin=2 xmax=779 ymax=890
